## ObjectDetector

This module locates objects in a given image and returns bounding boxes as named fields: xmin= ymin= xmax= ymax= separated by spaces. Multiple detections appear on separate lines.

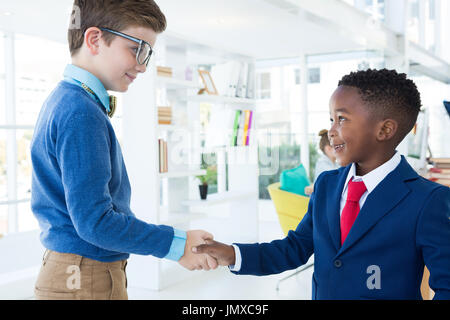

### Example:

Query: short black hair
xmin=338 ymin=68 xmax=421 ymax=143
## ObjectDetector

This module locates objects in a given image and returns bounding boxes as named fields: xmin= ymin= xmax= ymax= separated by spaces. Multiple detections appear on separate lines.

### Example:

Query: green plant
xmin=196 ymin=165 xmax=217 ymax=186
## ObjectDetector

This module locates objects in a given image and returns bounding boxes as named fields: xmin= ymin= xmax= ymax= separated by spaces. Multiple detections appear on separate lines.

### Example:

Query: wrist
xmin=229 ymin=245 xmax=236 ymax=265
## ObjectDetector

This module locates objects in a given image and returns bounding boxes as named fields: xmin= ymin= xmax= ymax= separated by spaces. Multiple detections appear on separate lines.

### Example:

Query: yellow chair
xmin=267 ymin=182 xmax=310 ymax=235
xmin=267 ymin=182 xmax=314 ymax=291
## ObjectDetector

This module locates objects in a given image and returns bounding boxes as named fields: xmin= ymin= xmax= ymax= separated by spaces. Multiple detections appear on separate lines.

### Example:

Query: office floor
xmin=127 ymin=200 xmax=313 ymax=300
xmin=127 ymin=261 xmax=313 ymax=300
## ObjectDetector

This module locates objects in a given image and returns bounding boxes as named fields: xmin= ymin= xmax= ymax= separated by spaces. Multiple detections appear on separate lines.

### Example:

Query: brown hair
xmin=68 ymin=0 xmax=167 ymax=56
xmin=318 ymin=129 xmax=331 ymax=152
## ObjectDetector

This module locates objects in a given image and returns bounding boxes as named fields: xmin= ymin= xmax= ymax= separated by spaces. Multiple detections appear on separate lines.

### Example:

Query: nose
xmin=136 ymin=63 xmax=147 ymax=73
xmin=328 ymin=123 xmax=337 ymax=139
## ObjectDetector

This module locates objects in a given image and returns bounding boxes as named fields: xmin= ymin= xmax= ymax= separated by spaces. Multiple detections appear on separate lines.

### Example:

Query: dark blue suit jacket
xmin=233 ymin=156 xmax=450 ymax=299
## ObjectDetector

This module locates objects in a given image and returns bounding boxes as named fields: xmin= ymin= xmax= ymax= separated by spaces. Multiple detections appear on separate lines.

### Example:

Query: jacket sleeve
xmin=231 ymin=187 xmax=315 ymax=276
xmin=56 ymin=111 xmax=176 ymax=258
xmin=416 ymin=186 xmax=450 ymax=300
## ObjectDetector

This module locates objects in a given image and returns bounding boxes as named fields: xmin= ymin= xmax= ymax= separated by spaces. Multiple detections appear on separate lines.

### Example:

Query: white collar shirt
xmin=339 ymin=151 xmax=402 ymax=216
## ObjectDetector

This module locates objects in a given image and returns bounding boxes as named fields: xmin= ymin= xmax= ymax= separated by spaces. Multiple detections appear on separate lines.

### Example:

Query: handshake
xmin=178 ymin=230 xmax=235 ymax=270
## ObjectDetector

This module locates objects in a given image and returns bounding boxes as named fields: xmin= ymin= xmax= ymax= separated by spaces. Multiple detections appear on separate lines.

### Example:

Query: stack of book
xmin=427 ymin=158 xmax=450 ymax=187
xmin=157 ymin=66 xmax=173 ymax=78
xmin=230 ymin=110 xmax=253 ymax=147
xmin=158 ymin=139 xmax=168 ymax=173
xmin=158 ymin=106 xmax=172 ymax=125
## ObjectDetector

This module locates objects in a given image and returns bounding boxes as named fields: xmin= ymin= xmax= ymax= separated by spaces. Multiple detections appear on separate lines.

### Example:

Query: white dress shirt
xmin=339 ymin=151 xmax=401 ymax=216
xmin=230 ymin=151 xmax=402 ymax=272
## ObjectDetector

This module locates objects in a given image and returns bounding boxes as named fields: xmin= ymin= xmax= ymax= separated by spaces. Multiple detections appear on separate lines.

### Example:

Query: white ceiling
xmin=0 ymin=0 xmax=364 ymax=60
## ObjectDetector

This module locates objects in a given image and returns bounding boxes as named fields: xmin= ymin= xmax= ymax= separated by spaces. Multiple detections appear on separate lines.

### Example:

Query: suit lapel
xmin=326 ymin=165 xmax=351 ymax=252
xmin=338 ymin=157 xmax=418 ymax=255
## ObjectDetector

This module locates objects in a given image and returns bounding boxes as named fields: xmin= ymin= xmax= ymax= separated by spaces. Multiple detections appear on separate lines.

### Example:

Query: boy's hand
xmin=192 ymin=239 xmax=236 ymax=266
xmin=178 ymin=230 xmax=219 ymax=271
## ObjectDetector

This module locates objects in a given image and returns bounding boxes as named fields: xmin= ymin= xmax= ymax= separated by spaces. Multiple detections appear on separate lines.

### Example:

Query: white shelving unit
xmin=185 ymin=95 xmax=256 ymax=110
xmin=156 ymin=76 xmax=201 ymax=90
xmin=122 ymin=34 xmax=259 ymax=291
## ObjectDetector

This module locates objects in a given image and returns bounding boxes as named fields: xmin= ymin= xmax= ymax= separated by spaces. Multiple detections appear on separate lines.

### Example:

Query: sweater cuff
xmin=164 ymin=229 xmax=187 ymax=261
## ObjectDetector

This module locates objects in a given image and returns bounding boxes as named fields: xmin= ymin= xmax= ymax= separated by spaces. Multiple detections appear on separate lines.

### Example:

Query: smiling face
xmin=95 ymin=26 xmax=157 ymax=92
xmin=328 ymin=86 xmax=381 ymax=169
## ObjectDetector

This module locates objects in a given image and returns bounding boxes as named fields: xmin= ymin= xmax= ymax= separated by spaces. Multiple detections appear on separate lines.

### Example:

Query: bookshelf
xmin=185 ymin=94 xmax=256 ymax=108
xmin=156 ymin=76 xmax=201 ymax=90
xmin=122 ymin=34 xmax=259 ymax=291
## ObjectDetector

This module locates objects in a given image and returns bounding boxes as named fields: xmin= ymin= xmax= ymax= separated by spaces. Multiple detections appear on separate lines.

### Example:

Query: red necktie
xmin=340 ymin=178 xmax=367 ymax=245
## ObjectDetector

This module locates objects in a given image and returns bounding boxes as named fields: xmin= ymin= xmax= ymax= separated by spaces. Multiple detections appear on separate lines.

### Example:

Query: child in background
xmin=314 ymin=129 xmax=339 ymax=183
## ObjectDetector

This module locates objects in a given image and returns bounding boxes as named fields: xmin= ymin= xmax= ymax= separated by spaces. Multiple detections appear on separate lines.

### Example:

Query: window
xmin=0 ymin=32 xmax=70 ymax=235
xmin=408 ymin=0 xmax=420 ymax=44
xmin=408 ymin=0 xmax=437 ymax=51
xmin=424 ymin=0 xmax=436 ymax=52
xmin=354 ymin=0 xmax=385 ymax=21
xmin=294 ymin=67 xmax=321 ymax=84
xmin=0 ymin=32 xmax=5 ymax=125
xmin=16 ymin=129 xmax=33 ymax=200
xmin=257 ymin=72 xmax=271 ymax=99
xmin=15 ymin=34 xmax=70 ymax=126
xmin=428 ymin=0 xmax=435 ymax=20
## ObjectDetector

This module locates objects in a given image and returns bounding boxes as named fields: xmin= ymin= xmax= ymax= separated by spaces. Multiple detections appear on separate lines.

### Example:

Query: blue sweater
xmin=31 ymin=80 xmax=181 ymax=262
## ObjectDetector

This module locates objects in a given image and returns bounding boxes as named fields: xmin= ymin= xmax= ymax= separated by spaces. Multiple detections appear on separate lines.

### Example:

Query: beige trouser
xmin=34 ymin=249 xmax=128 ymax=300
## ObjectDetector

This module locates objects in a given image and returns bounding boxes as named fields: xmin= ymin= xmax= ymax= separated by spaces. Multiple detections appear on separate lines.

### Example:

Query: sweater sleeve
xmin=55 ymin=111 xmax=179 ymax=258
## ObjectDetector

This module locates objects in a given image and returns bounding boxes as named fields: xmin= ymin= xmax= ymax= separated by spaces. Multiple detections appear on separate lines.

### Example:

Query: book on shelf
xmin=230 ymin=110 xmax=241 ymax=147
xmin=245 ymin=110 xmax=253 ymax=146
xmin=242 ymin=110 xmax=251 ymax=146
xmin=429 ymin=158 xmax=450 ymax=169
xmin=246 ymin=63 xmax=255 ymax=99
xmin=158 ymin=139 xmax=168 ymax=173
xmin=158 ymin=106 xmax=172 ymax=125
xmin=230 ymin=109 xmax=253 ymax=147
xmin=157 ymin=66 xmax=173 ymax=78
xmin=429 ymin=167 xmax=450 ymax=175
xmin=211 ymin=61 xmax=255 ymax=98
xmin=427 ymin=159 xmax=450 ymax=187
xmin=236 ymin=61 xmax=248 ymax=98
xmin=236 ymin=109 xmax=245 ymax=146
xmin=429 ymin=178 xmax=450 ymax=187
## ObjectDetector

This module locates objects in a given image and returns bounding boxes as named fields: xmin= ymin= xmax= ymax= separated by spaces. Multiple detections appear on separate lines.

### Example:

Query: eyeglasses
xmin=99 ymin=27 xmax=153 ymax=67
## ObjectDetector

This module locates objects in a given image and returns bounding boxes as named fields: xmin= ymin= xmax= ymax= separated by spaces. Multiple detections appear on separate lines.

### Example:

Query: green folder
xmin=231 ymin=110 xmax=241 ymax=146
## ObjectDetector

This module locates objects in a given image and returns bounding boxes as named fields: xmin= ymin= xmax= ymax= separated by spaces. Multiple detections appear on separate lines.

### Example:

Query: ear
xmin=376 ymin=119 xmax=398 ymax=142
xmin=84 ymin=27 xmax=103 ymax=56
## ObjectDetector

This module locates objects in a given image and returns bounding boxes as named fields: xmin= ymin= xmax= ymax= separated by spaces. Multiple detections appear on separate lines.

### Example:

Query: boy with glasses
xmin=31 ymin=0 xmax=217 ymax=300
